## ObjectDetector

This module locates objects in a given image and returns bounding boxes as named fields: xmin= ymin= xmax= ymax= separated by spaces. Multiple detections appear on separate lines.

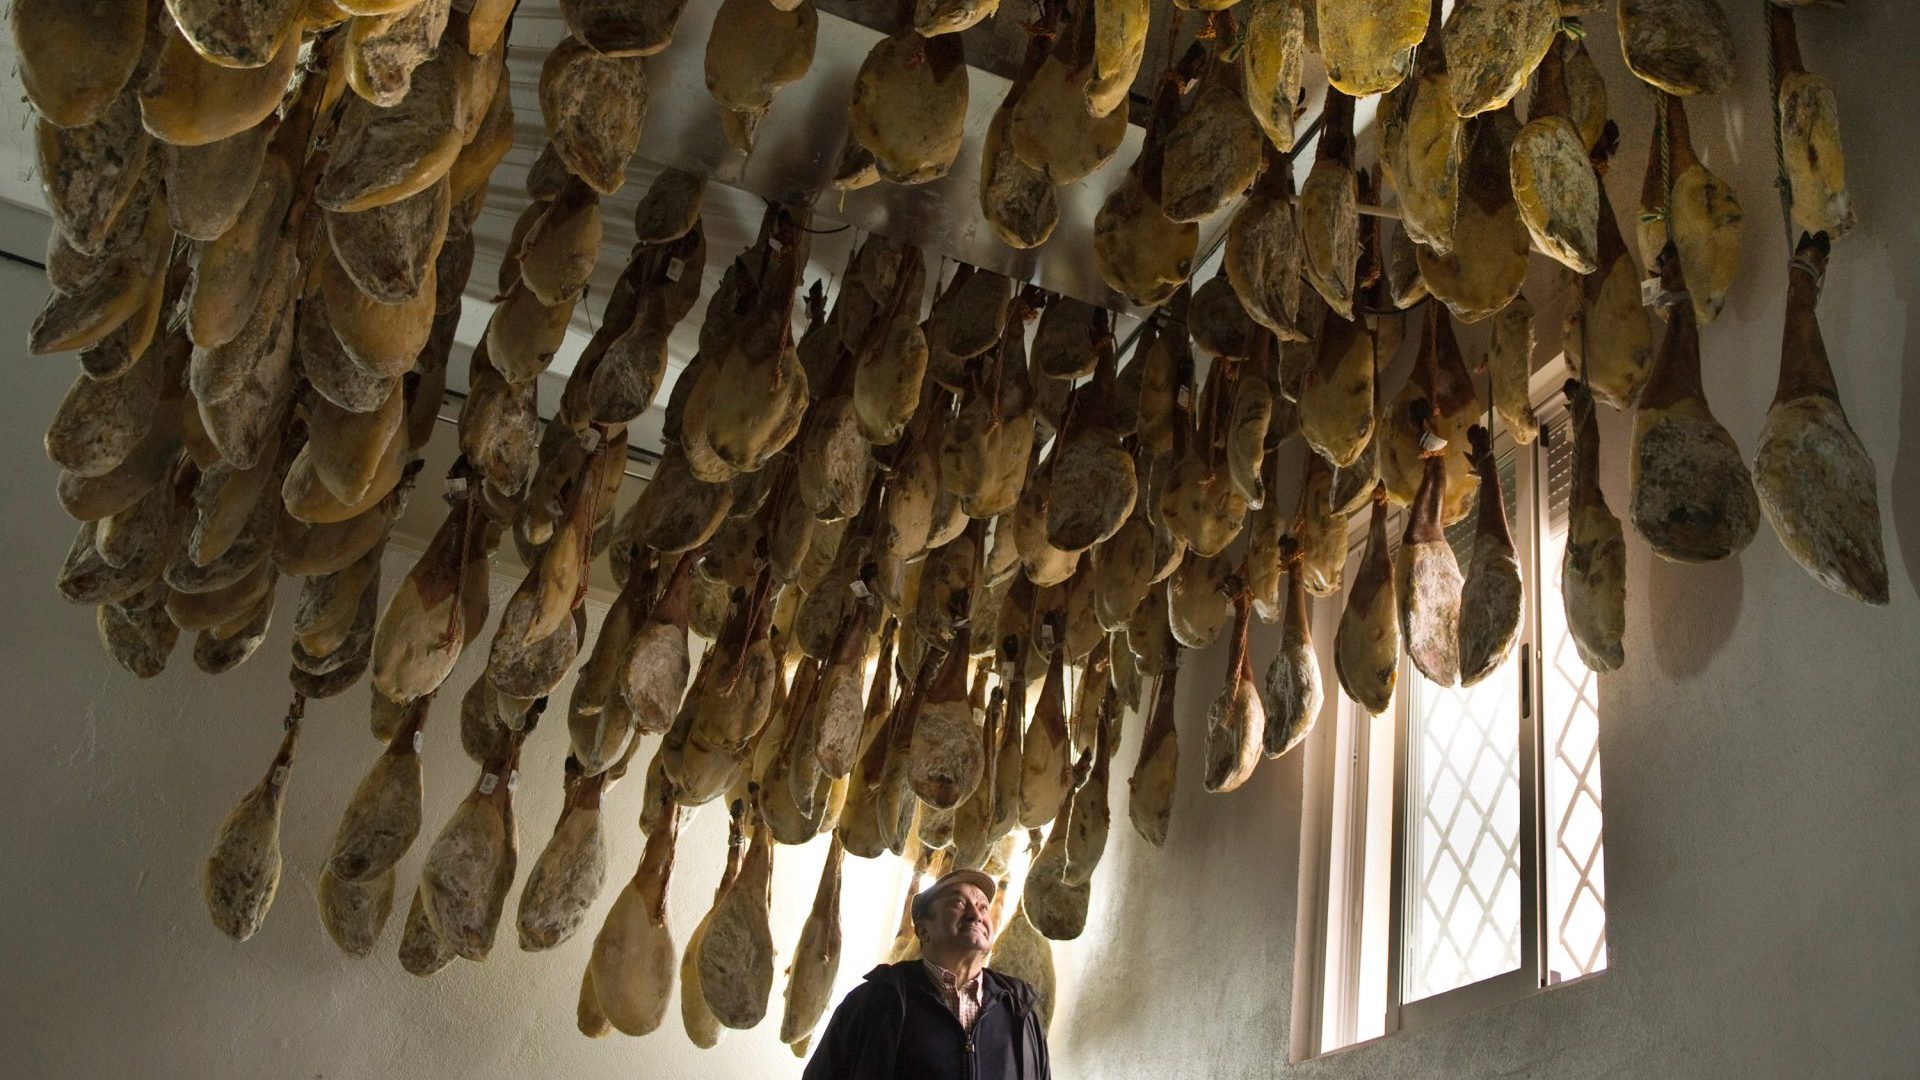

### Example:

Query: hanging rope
xmin=1763 ymin=0 xmax=1797 ymax=252
xmin=1158 ymin=6 xmax=1185 ymax=88
xmin=1649 ymin=88 xmax=1675 ymax=250
xmin=1576 ymin=287 xmax=1595 ymax=397
xmin=1485 ymin=364 xmax=1495 ymax=444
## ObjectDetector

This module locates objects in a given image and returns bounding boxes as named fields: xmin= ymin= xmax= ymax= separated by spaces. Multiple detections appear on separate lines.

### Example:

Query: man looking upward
xmin=803 ymin=869 xmax=1051 ymax=1079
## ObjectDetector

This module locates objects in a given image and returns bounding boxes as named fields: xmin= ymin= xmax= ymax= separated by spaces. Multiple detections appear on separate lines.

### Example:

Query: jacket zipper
xmin=965 ymin=995 xmax=996 ymax=1080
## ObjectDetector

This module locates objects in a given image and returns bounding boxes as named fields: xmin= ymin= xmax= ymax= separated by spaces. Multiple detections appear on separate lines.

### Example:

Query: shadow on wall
xmin=1888 ymin=235 xmax=1920 ymax=608
xmin=1821 ymin=0 xmax=1920 ymax=610
xmin=1645 ymin=554 xmax=1744 ymax=680
xmin=1049 ymin=674 xmax=1308 ymax=1072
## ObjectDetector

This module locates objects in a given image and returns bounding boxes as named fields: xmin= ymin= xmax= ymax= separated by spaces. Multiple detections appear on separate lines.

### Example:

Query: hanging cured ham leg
xmin=1618 ymin=0 xmax=1736 ymax=97
xmin=1509 ymin=37 xmax=1601 ymax=274
xmin=1397 ymin=314 xmax=1464 ymax=686
xmin=516 ymin=767 xmax=610 ymax=952
xmin=1064 ymin=693 xmax=1114 ymax=884
xmin=1383 ymin=0 xmax=1459 ymax=256
xmin=1046 ymin=334 xmax=1136 ymax=552
xmin=1204 ymin=591 xmax=1265 ymax=793
xmin=908 ymin=620 xmax=987 ymax=810
xmin=697 ymin=820 xmax=777 ymax=1029
xmin=1752 ymin=235 xmax=1888 ymax=605
xmin=420 ymin=735 xmax=523 ymax=961
xmin=202 ymin=705 xmax=300 ymax=941
xmin=1127 ymin=665 xmax=1180 ymax=846
xmin=1564 ymin=125 xmax=1654 ymax=410
xmin=1315 ymin=0 xmax=1426 ymax=96
xmin=1161 ymin=11 xmax=1266 ymax=224
xmin=1562 ymin=380 xmax=1627 ymax=672
xmin=1769 ymin=6 xmax=1855 ymax=238
xmin=1263 ymin=537 xmax=1323 ymax=758
xmin=1336 ymin=486 xmax=1398 ymax=715
xmin=682 ymin=808 xmax=743 ymax=1049
xmin=588 ymin=806 xmax=681 ymax=1036
xmin=779 ymin=835 xmax=844 ymax=1048
xmin=1638 ymin=94 xmax=1742 ymax=326
xmin=1397 ymin=430 xmax=1462 ymax=687
xmin=327 ymin=698 xmax=428 ymax=883
xmin=1457 ymin=425 xmax=1523 ymax=685
xmin=1628 ymin=246 xmax=1759 ymax=564
xmin=1442 ymin=0 xmax=1558 ymax=119
xmin=1298 ymin=87 xmax=1359 ymax=320
xmin=1019 ymin=616 xmax=1074 ymax=829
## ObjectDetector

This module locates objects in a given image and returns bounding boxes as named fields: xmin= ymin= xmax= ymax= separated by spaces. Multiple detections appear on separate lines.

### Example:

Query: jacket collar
xmin=864 ymin=960 xmax=1033 ymax=1014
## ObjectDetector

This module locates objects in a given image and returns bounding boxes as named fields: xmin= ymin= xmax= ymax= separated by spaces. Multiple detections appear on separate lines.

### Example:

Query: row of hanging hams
xmin=15 ymin=0 xmax=1887 ymax=1055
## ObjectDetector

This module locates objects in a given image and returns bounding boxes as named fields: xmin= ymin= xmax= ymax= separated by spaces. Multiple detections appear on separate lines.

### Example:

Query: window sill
xmin=1295 ymin=967 xmax=1609 ymax=1064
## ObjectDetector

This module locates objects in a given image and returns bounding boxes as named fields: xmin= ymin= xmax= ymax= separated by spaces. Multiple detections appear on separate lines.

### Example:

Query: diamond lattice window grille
xmin=1540 ymin=421 xmax=1609 ymax=980
xmin=1404 ymin=656 xmax=1524 ymax=1002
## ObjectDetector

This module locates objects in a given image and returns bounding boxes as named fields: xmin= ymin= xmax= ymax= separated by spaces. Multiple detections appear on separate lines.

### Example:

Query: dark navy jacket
xmin=801 ymin=961 xmax=1051 ymax=1080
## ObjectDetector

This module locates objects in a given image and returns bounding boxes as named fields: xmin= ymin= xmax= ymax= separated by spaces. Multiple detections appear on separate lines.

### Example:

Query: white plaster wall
xmin=1046 ymin=5 xmax=1920 ymax=1079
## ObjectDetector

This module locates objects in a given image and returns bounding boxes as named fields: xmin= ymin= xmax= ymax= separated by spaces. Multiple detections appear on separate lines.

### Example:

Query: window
xmin=1299 ymin=384 xmax=1609 ymax=1058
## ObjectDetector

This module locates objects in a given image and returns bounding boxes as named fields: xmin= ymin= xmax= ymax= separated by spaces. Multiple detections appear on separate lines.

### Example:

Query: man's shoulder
xmin=839 ymin=962 xmax=916 ymax=1005
xmin=983 ymin=967 xmax=1038 ymax=1008
xmin=861 ymin=960 xmax=920 ymax=986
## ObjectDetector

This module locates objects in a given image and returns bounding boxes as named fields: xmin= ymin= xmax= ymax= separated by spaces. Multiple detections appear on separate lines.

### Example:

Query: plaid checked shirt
xmin=921 ymin=959 xmax=986 ymax=1033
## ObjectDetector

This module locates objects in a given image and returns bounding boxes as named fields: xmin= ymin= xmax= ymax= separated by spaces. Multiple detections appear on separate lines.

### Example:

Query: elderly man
xmin=802 ymin=868 xmax=1051 ymax=1080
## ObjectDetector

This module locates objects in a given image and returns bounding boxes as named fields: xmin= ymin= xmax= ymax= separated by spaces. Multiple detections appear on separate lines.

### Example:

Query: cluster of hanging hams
xmin=23 ymin=0 xmax=1889 ymax=1056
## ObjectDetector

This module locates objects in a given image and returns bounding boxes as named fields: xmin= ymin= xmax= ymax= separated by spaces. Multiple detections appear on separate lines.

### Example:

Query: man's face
xmin=921 ymin=883 xmax=995 ymax=956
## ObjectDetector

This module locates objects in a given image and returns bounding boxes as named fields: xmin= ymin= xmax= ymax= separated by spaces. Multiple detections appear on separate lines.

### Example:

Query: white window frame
xmin=1295 ymin=361 xmax=1607 ymax=1060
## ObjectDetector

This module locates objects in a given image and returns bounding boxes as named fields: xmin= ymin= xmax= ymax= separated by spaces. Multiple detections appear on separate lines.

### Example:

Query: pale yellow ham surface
xmin=1126 ymin=667 xmax=1179 ymax=846
xmin=779 ymin=836 xmax=844 ymax=1046
xmin=1383 ymin=55 xmax=1461 ymax=256
xmin=1560 ymin=381 xmax=1626 ymax=671
xmin=1298 ymin=91 xmax=1359 ymax=319
xmin=1090 ymin=0 xmax=1149 ymax=118
xmin=1241 ymin=0 xmax=1306 ymax=149
xmin=589 ymin=812 xmax=681 ymax=1035
xmin=1418 ymin=108 xmax=1528 ymax=324
xmin=1511 ymin=113 xmax=1600 ymax=274
xmin=1770 ymin=8 xmax=1854 ymax=238
xmin=1639 ymin=95 xmax=1742 ymax=325
xmin=1010 ymin=4 xmax=1127 ymax=185
xmin=1335 ymin=491 xmax=1397 ymax=714
xmin=13 ymin=0 xmax=146 ymax=129
xmin=1316 ymin=0 xmax=1426 ymax=96
xmin=850 ymin=31 xmax=968 ymax=185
